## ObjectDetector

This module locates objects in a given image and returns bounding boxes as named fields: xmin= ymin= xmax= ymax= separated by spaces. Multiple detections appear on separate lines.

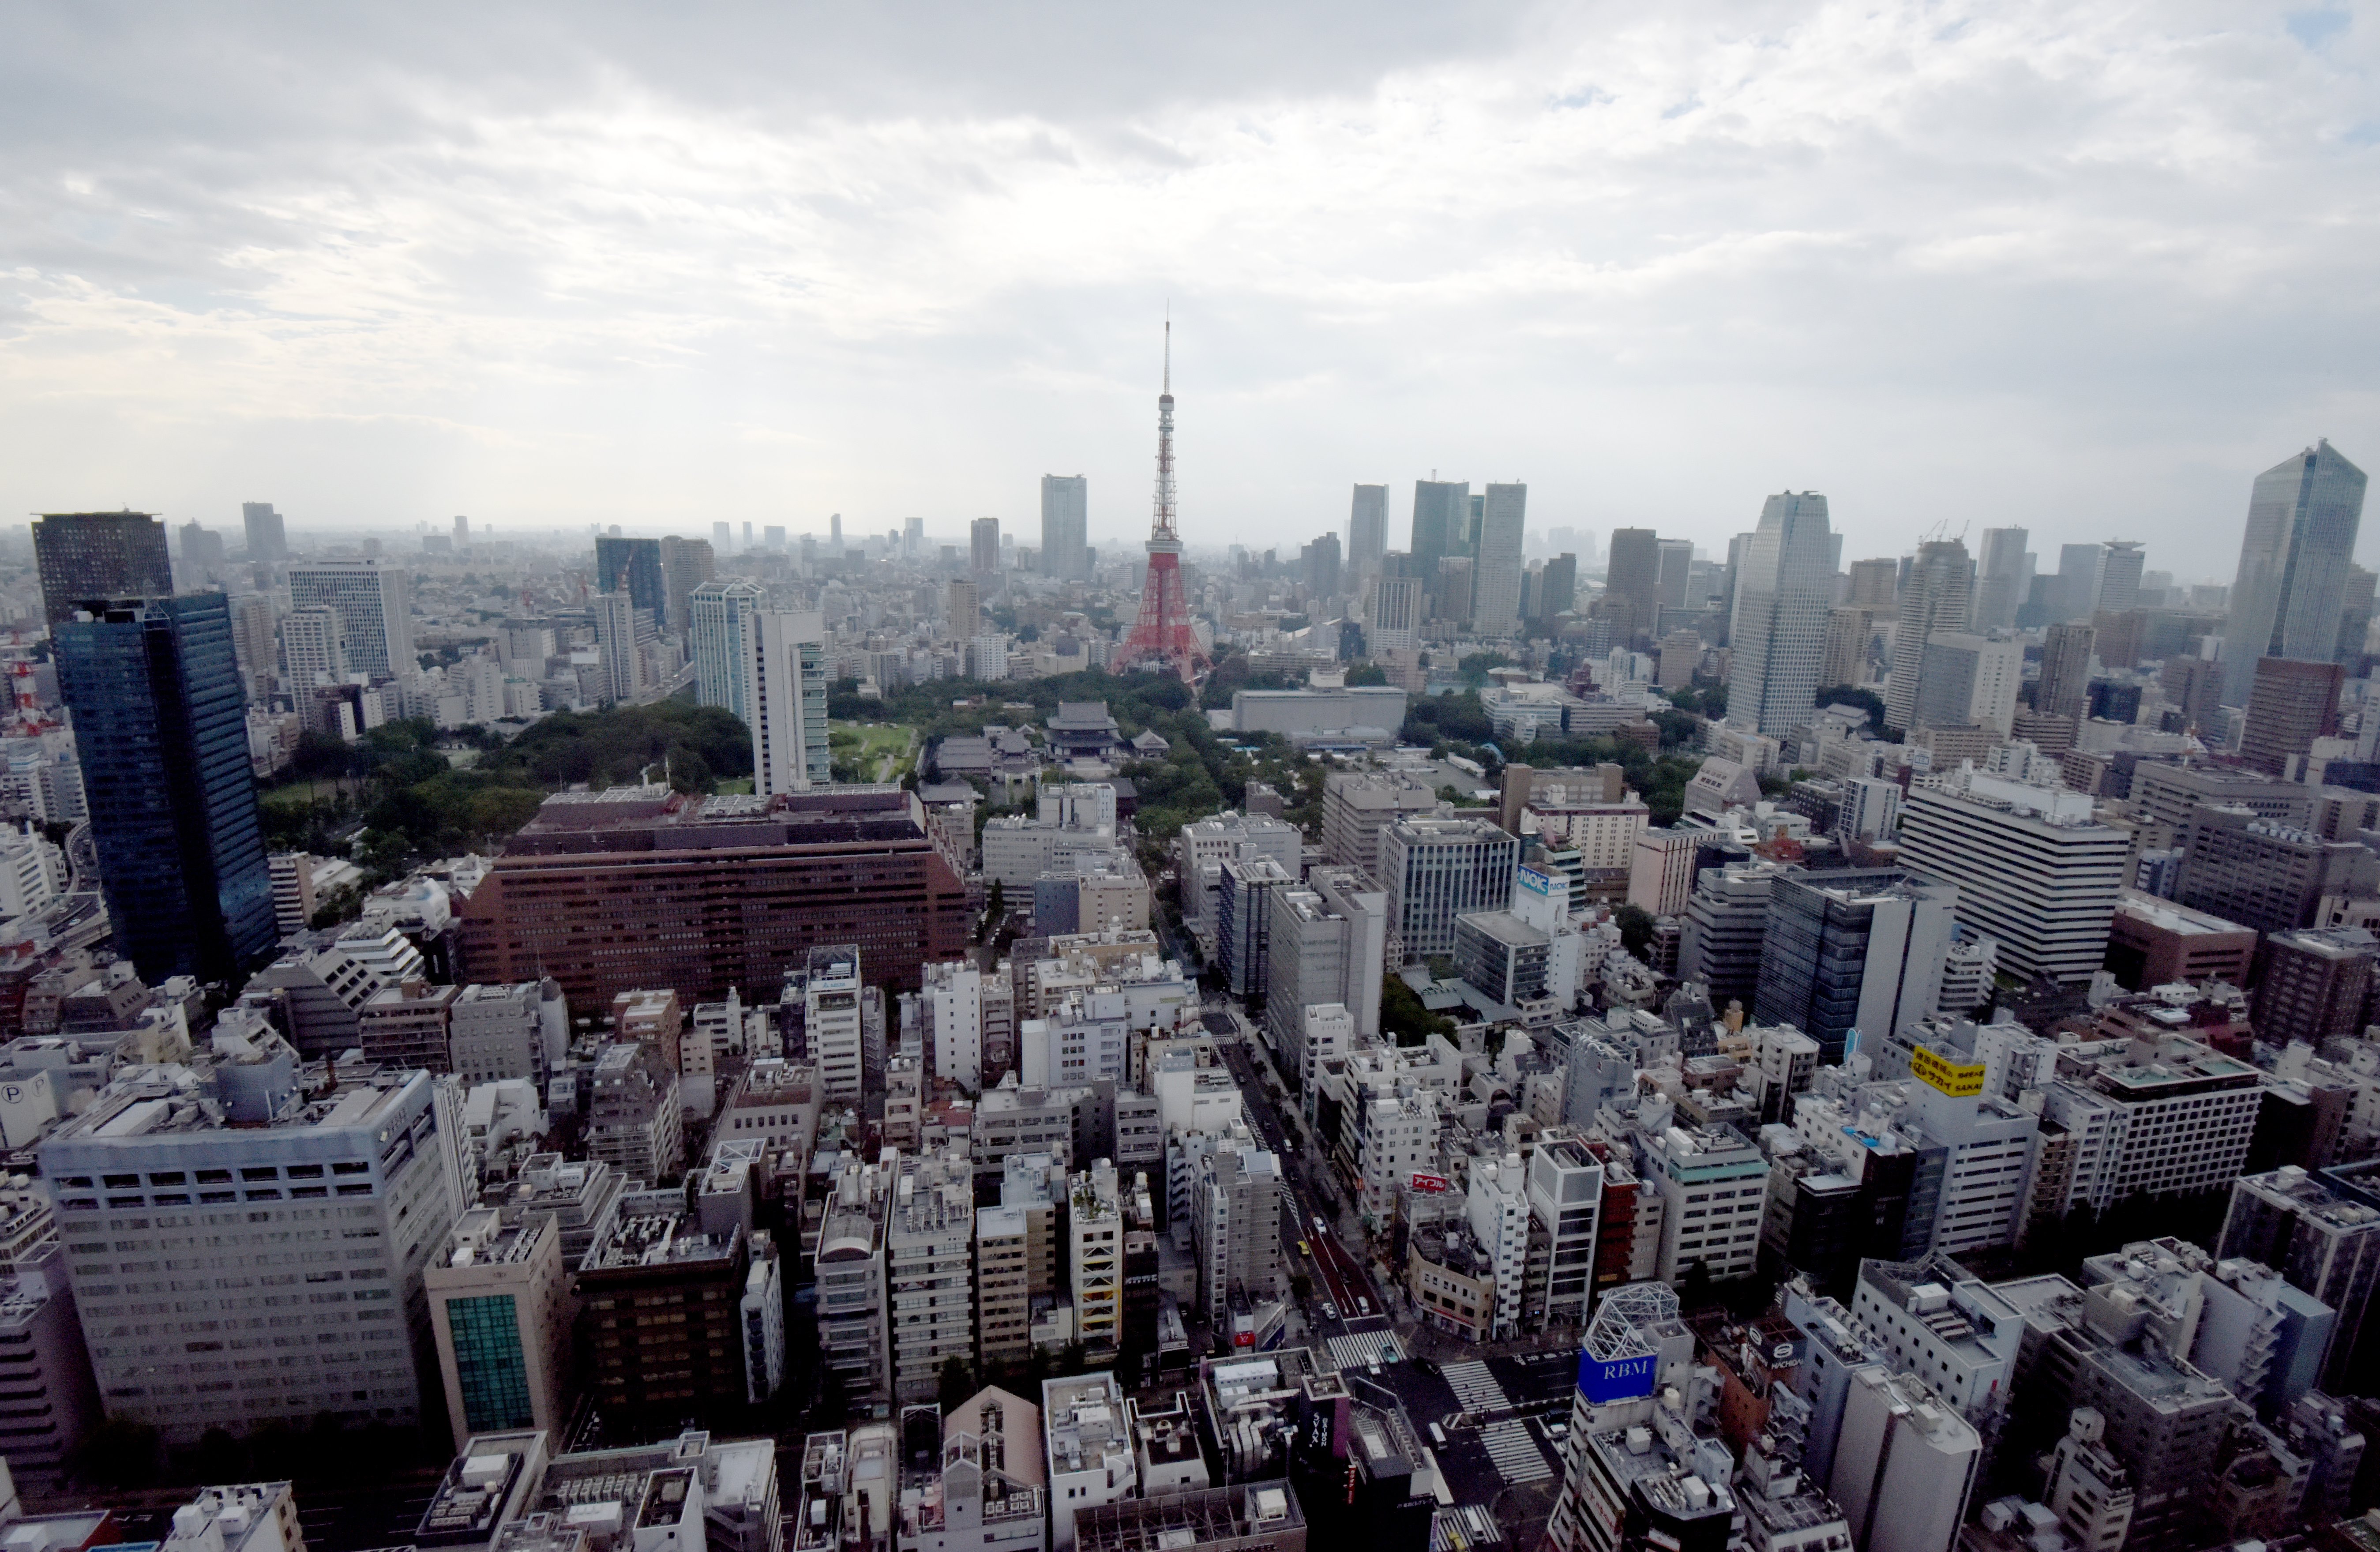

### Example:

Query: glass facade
xmin=447 ymin=1293 xmax=534 ymax=1432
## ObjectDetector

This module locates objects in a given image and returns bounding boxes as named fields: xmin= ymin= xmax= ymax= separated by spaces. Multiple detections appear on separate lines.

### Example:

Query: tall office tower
xmin=751 ymin=612 xmax=830 ymax=796
xmin=1915 ymin=632 xmax=2023 ymax=737
xmin=1410 ymin=480 xmax=1470 ymax=605
xmin=2223 ymin=440 xmax=2369 ymax=705
xmin=2253 ymin=926 xmax=2377 ymax=1048
xmin=451 ymin=513 xmax=471 ymax=549
xmin=591 ymin=591 xmax=644 ymax=705
xmin=743 ymin=519 xmax=754 ymax=550
xmin=1434 ymin=556 xmax=1474 ymax=625
xmin=2339 ymin=563 xmax=2378 ymax=663
xmin=1681 ymin=861 xmax=1783 ymax=1010
xmin=41 ymin=1065 xmax=467 ymax=1445
xmin=1603 ymin=528 xmax=1663 ymax=643
xmin=970 ymin=516 xmax=1002 ymax=575
xmin=1972 ymin=527 xmax=2033 ymax=631
xmin=947 ymin=578 xmax=980 ymax=636
xmin=1821 ymin=607 xmax=1874 ymax=688
xmin=1538 ymin=552 xmax=1577 ymax=624
xmin=2096 ymin=540 xmax=2145 ymax=613
xmin=1753 ymin=870 xmax=1956 ymax=1062
xmin=1348 ymin=483 xmax=1388 ymax=581
xmin=228 ymin=592 xmax=278 ymax=696
xmin=1369 ymin=572 xmax=1422 ymax=652
xmin=1041 ymin=474 xmax=1089 ymax=581
xmin=829 ymin=511 xmax=843 ymax=549
xmin=2219 ymin=1169 xmax=2380 ymax=1394
xmin=177 ymin=520 xmax=226 ymax=585
xmin=288 ymin=560 xmax=413 ymax=679
xmin=56 ymin=595 xmax=275 ymax=982
xmin=1655 ymin=538 xmax=1695 ymax=616
xmin=1380 ymin=815 xmax=1518 ymax=961
xmin=1895 ymin=777 xmax=2128 ymax=985
xmin=1726 ymin=491 xmax=1835 ymax=736
xmin=31 ymin=511 xmax=173 ymax=626
xmin=1472 ymin=483 xmax=1528 ymax=637
xmin=657 ymin=535 xmax=716 ymax=635
xmin=1841 ymin=558 xmax=1897 ymax=618
xmin=1262 ymin=868 xmax=1388 ymax=1057
xmin=1302 ymin=532 xmax=1342 ymax=600
xmin=240 ymin=501 xmax=287 ymax=564
xmin=2051 ymin=543 xmax=2105 ymax=623
xmin=2240 ymin=655 xmax=2344 ymax=775
xmin=689 ymin=579 xmax=765 ymax=721
xmin=425 ymin=1208 xmax=573 ymax=1450
xmin=1882 ymin=538 xmax=1972 ymax=733
xmin=902 ymin=515 xmax=923 ymax=556
xmin=279 ymin=604 xmax=345 ymax=691
xmin=2160 ymin=651 xmax=2224 ymax=733
xmin=713 ymin=519 xmax=733 ymax=554
xmin=592 ymin=534 xmax=664 ymax=618
xmin=2036 ymin=621 xmax=2096 ymax=719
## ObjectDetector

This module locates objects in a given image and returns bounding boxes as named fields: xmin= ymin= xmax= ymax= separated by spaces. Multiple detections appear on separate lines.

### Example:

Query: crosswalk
xmin=1327 ymin=1330 xmax=1406 ymax=1370
xmin=1477 ymin=1419 xmax=1555 ymax=1483
xmin=1442 ymin=1359 xmax=1511 ymax=1415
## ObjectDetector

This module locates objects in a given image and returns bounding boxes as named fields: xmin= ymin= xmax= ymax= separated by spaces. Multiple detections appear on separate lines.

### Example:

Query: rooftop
xmin=582 ymin=1214 xmax=741 ymax=1272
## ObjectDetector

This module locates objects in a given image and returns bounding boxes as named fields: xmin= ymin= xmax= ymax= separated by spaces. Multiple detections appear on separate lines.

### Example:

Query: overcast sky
xmin=2 ymin=2 xmax=2375 ymax=576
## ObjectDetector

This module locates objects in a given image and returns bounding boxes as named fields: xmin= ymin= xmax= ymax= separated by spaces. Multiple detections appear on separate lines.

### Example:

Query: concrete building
xmin=578 ymin=1212 xmax=757 ymax=1428
xmin=2240 ymin=655 xmax=2344 ymax=775
xmin=818 ymin=1154 xmax=894 ymax=1418
xmin=1914 ymin=632 xmax=2023 ymax=738
xmin=1074 ymin=1483 xmax=1303 ymax=1552
xmin=809 ymin=945 xmax=867 ymax=1105
xmin=2037 ymin=1035 xmax=2261 ymax=1215
xmin=976 ymin=1204 xmax=1032 ymax=1371
xmin=1828 ymin=1369 xmax=1980 ymax=1552
xmin=1753 ymin=869 xmax=1956 ymax=1063
xmin=1725 ymin=492 xmax=1835 ymax=734
xmin=1216 ymin=857 xmax=1295 ymax=1001
xmin=888 ymin=1150 xmax=976 ymax=1405
xmin=585 ymin=1040 xmax=684 ymax=1184
xmin=1628 ymin=829 xmax=1701 ymax=917
xmin=357 ymin=980 xmax=460 ymax=1071
xmin=898 ymin=1386 xmax=1048 ymax=1552
xmin=1044 ymin=1372 xmax=1137 ymax=1552
xmin=1884 ymin=539 xmax=1972 ymax=735
xmin=1378 ymin=816 xmax=1518 ymax=962
xmin=286 ymin=561 xmax=413 ymax=679
xmin=1071 ymin=1162 xmax=1125 ymax=1354
xmin=2254 ymin=926 xmax=2378 ymax=1049
xmin=2104 ymin=892 xmax=2258 ymax=991
xmin=1261 ymin=869 xmax=1386 ymax=1065
xmin=752 ymin=612 xmax=832 ymax=795
xmin=0 ymin=1240 xmax=101 ymax=1485
xmin=2220 ymin=1166 xmax=2380 ymax=1392
xmin=1635 ymin=1113 xmax=1768 ymax=1283
xmin=1190 ymin=1135 xmax=1285 ymax=1319
xmin=1680 ymin=862 xmax=1783 ymax=1012
xmin=426 ymin=1207 xmax=573 ymax=1451
xmin=450 ymin=981 xmax=569 ymax=1085
xmin=41 ymin=1063 xmax=468 ymax=1443
xmin=1894 ymin=774 xmax=2129 ymax=985
xmin=2172 ymin=805 xmax=2377 ymax=937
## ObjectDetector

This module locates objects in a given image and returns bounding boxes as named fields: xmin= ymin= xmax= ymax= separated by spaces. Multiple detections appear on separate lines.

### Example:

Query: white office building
xmin=288 ymin=562 xmax=413 ymax=680
xmin=690 ymin=579 xmax=766 ymax=722
xmin=1895 ymin=772 xmax=2130 ymax=986
xmin=753 ymin=611 xmax=830 ymax=795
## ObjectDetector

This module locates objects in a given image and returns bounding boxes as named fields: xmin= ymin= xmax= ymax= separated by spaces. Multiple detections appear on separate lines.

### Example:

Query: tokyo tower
xmin=1112 ymin=320 xmax=1208 ymax=682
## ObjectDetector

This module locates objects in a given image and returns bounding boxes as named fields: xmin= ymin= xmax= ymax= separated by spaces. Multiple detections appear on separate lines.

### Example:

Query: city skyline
xmin=2 ymin=6 xmax=2373 ymax=567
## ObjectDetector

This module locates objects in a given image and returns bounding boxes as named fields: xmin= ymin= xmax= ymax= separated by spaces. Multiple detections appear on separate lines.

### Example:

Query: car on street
xmin=1321 ymin=1302 xmax=1337 ymax=1320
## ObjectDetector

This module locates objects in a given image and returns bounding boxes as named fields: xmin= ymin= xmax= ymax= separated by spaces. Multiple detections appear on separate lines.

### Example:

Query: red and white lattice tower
xmin=1112 ymin=321 xmax=1209 ymax=682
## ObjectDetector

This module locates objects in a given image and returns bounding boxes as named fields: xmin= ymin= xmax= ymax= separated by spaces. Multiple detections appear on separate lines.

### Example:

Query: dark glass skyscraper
xmin=55 ymin=594 xmax=275 ymax=983
xmin=31 ymin=511 xmax=173 ymax=627
xmin=592 ymin=535 xmax=665 ymax=618
xmin=2222 ymin=440 xmax=2369 ymax=706
xmin=1409 ymin=479 xmax=1468 ymax=613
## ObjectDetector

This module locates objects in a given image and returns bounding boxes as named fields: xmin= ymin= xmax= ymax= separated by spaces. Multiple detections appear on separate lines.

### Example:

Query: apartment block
xmin=888 ymin=1150 xmax=976 ymax=1405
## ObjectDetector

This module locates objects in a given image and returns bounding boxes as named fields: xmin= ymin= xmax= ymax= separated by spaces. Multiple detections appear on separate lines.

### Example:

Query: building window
xmin=447 ymin=1294 xmax=534 ymax=1431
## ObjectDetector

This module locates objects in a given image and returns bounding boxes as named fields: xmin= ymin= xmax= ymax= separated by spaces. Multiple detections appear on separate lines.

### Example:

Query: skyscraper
xmin=593 ymin=535 xmax=664 ymax=618
xmin=2222 ymin=440 xmax=2370 ymax=706
xmin=2035 ymin=621 xmax=2096 ymax=719
xmin=1370 ymin=572 xmax=1421 ymax=653
xmin=591 ymin=591 xmax=644 ymax=705
xmin=2239 ymin=656 xmax=2344 ymax=776
xmin=54 ymin=594 xmax=275 ymax=981
xmin=1883 ymin=538 xmax=1972 ymax=734
xmin=689 ymin=579 xmax=766 ymax=722
xmin=1972 ymin=527 xmax=2032 ymax=632
xmin=1301 ymin=533 xmax=1342 ymax=600
xmin=1538 ymin=552 xmax=1577 ymax=625
xmin=713 ymin=519 xmax=734 ymax=554
xmin=2096 ymin=541 xmax=2145 ymax=613
xmin=1754 ymin=870 xmax=1957 ymax=1063
xmin=1041 ymin=475 xmax=1089 ymax=581
xmin=31 ymin=511 xmax=173 ymax=627
xmin=241 ymin=501 xmax=286 ymax=564
xmin=1844 ymin=557 xmax=1900 ymax=615
xmin=1914 ymin=632 xmax=2022 ymax=737
xmin=970 ymin=517 xmax=1001 ymax=575
xmin=657 ymin=535 xmax=715 ymax=635
xmin=287 ymin=560 xmax=413 ymax=680
xmin=1348 ymin=484 xmax=1388 ymax=581
xmin=2052 ymin=543 xmax=2104 ymax=624
xmin=1472 ymin=482 xmax=1527 ymax=637
xmin=1655 ymin=538 xmax=1695 ymax=613
xmin=1410 ymin=480 xmax=1468 ymax=609
xmin=177 ymin=520 xmax=226 ymax=586
xmin=1602 ymin=528 xmax=1662 ymax=644
xmin=751 ymin=612 xmax=830 ymax=796
xmin=1726 ymin=491 xmax=1835 ymax=735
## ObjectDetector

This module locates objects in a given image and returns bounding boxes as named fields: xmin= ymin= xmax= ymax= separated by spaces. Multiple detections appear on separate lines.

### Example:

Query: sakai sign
xmin=1577 ymin=1349 xmax=1659 ymax=1403
xmin=1911 ymin=1046 xmax=1987 ymax=1099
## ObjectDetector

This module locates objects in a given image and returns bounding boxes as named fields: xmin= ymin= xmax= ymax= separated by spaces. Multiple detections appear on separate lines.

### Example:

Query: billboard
xmin=1911 ymin=1046 xmax=1987 ymax=1099
xmin=1517 ymin=866 xmax=1553 ymax=899
xmin=1409 ymin=1172 xmax=1452 ymax=1194
xmin=1577 ymin=1349 xmax=1659 ymax=1404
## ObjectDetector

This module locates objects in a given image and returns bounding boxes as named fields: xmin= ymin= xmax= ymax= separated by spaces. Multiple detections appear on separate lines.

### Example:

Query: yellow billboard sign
xmin=1911 ymin=1046 xmax=1986 ymax=1098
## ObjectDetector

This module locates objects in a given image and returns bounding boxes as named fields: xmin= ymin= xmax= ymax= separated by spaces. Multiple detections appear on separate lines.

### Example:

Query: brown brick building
xmin=458 ymin=785 xmax=971 ymax=1013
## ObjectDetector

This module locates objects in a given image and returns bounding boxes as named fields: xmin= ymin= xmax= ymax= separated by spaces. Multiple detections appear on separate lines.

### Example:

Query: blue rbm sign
xmin=1577 ymin=1349 xmax=1658 ymax=1403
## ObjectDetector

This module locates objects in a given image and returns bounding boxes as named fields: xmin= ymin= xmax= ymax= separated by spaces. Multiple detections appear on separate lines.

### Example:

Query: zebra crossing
xmin=1327 ymin=1330 xmax=1406 ymax=1370
xmin=1442 ymin=1359 xmax=1511 ymax=1415
xmin=1476 ymin=1419 xmax=1555 ymax=1483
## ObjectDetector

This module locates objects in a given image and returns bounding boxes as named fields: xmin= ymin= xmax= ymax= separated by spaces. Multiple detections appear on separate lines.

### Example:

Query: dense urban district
xmin=0 ymin=395 xmax=2377 ymax=1552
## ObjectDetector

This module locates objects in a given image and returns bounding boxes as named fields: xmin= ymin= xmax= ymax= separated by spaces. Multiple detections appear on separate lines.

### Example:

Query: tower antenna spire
xmin=1113 ymin=313 xmax=1206 ymax=683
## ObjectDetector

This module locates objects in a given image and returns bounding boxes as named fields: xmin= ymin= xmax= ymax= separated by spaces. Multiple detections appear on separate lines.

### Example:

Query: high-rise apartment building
xmin=1042 ymin=475 xmax=1089 ymax=582
xmin=2222 ymin=440 xmax=2368 ymax=706
xmin=593 ymin=534 xmax=664 ymax=619
xmin=2037 ymin=621 xmax=2096 ymax=719
xmin=42 ymin=1064 xmax=469 ymax=1444
xmin=1972 ymin=527 xmax=2032 ymax=632
xmin=590 ymin=591 xmax=644 ymax=705
xmin=1895 ymin=775 xmax=2128 ymax=985
xmin=288 ymin=561 xmax=413 ymax=680
xmin=689 ymin=579 xmax=766 ymax=722
xmin=948 ymin=578 xmax=980 ymax=636
xmin=751 ymin=611 xmax=830 ymax=796
xmin=808 ymin=944 xmax=865 ymax=1104
xmin=1883 ymin=539 xmax=1971 ymax=734
xmin=886 ymin=1150 xmax=975 ymax=1403
xmin=1348 ymin=483 xmax=1388 ymax=581
xmin=657 ymin=535 xmax=716 ymax=635
xmin=56 ymin=594 xmax=275 ymax=983
xmin=32 ymin=511 xmax=174 ymax=626
xmin=1602 ymin=529 xmax=1662 ymax=643
xmin=241 ymin=501 xmax=286 ymax=564
xmin=1380 ymin=816 xmax=1519 ymax=960
xmin=2252 ymin=926 xmax=2377 ymax=1048
xmin=971 ymin=517 xmax=1002 ymax=575
xmin=1726 ymin=491 xmax=1835 ymax=735
xmin=1821 ymin=607 xmax=1873 ymax=688
xmin=280 ymin=604 xmax=345 ymax=691
xmin=1471 ymin=483 xmax=1527 ymax=637
xmin=1754 ymin=870 xmax=1956 ymax=1062
xmin=425 ymin=1207 xmax=573 ymax=1451
xmin=1369 ymin=572 xmax=1421 ymax=653
xmin=2239 ymin=655 xmax=2344 ymax=775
